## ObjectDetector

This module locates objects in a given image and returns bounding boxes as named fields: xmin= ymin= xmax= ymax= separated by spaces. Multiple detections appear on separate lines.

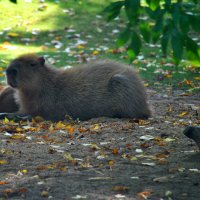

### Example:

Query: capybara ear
xmin=38 ymin=57 xmax=45 ymax=65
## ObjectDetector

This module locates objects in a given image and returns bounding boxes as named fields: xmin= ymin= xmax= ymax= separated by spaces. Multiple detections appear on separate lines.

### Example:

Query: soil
xmin=0 ymin=89 xmax=200 ymax=200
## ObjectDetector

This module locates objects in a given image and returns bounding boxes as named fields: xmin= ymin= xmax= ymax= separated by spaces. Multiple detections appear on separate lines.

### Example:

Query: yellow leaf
xmin=178 ymin=111 xmax=188 ymax=117
xmin=92 ymin=124 xmax=100 ymax=131
xmin=16 ymin=127 xmax=23 ymax=132
xmin=21 ymin=169 xmax=28 ymax=173
xmin=0 ymin=160 xmax=7 ymax=164
xmin=8 ymin=32 xmax=19 ymax=37
xmin=90 ymin=143 xmax=101 ymax=151
xmin=3 ymin=117 xmax=9 ymax=124
xmin=194 ymin=77 xmax=200 ymax=80
xmin=92 ymin=50 xmax=99 ymax=55
xmin=36 ymin=164 xmax=55 ymax=170
xmin=77 ymin=45 xmax=85 ymax=49
xmin=55 ymin=121 xmax=66 ymax=129
xmin=165 ymin=74 xmax=172 ymax=78
xmin=49 ymin=124 xmax=54 ymax=132
xmin=66 ymin=125 xmax=75 ymax=134
xmin=3 ymin=41 xmax=11 ymax=46
xmin=63 ymin=153 xmax=76 ymax=164
xmin=108 ymin=160 xmax=114 ymax=167
xmin=167 ymin=105 xmax=173 ymax=112
xmin=10 ymin=134 xmax=26 ymax=140
xmin=28 ymin=127 xmax=37 ymax=132
xmin=130 ymin=156 xmax=138 ymax=161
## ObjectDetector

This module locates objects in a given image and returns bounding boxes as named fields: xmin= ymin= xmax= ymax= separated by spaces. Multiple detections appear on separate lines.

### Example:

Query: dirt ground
xmin=0 ymin=89 xmax=200 ymax=200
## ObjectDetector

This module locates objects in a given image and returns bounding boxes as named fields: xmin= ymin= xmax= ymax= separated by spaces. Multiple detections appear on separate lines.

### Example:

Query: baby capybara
xmin=0 ymin=86 xmax=18 ymax=113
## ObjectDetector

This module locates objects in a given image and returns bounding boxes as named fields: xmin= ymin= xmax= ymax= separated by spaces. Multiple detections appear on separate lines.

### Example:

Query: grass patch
xmin=0 ymin=0 xmax=199 ymax=92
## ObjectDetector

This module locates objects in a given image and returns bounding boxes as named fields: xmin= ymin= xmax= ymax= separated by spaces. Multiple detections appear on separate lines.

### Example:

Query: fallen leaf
xmin=91 ymin=124 xmax=100 ymax=131
xmin=63 ymin=153 xmax=77 ymax=164
xmin=164 ymin=138 xmax=175 ymax=142
xmin=7 ymin=32 xmax=19 ymax=37
xmin=66 ymin=125 xmax=75 ymax=134
xmin=112 ymin=148 xmax=119 ymax=155
xmin=0 ymin=159 xmax=7 ymax=164
xmin=0 ymin=181 xmax=8 ymax=185
xmin=41 ymin=191 xmax=49 ymax=197
xmin=88 ymin=177 xmax=111 ymax=180
xmin=167 ymin=105 xmax=173 ymax=112
xmin=178 ymin=111 xmax=188 ymax=117
xmin=92 ymin=50 xmax=99 ymax=55
xmin=10 ymin=134 xmax=26 ymax=140
xmin=78 ymin=127 xmax=88 ymax=133
xmin=137 ymin=190 xmax=153 ymax=199
xmin=112 ymin=186 xmax=129 ymax=192
xmin=141 ymin=162 xmax=156 ymax=166
xmin=108 ymin=160 xmax=114 ymax=167
xmin=140 ymin=135 xmax=154 ymax=141
xmin=90 ymin=143 xmax=101 ymax=151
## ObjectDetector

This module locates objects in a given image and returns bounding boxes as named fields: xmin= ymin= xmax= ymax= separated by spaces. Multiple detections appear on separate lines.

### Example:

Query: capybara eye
xmin=30 ymin=63 xmax=37 ymax=67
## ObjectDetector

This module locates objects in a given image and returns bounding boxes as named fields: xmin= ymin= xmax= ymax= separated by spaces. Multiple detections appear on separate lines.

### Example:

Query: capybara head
xmin=6 ymin=54 xmax=45 ymax=89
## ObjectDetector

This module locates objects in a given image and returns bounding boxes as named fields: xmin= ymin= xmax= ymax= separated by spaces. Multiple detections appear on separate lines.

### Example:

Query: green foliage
xmin=103 ymin=1 xmax=124 ymax=21
xmin=9 ymin=0 xmax=17 ymax=3
xmin=104 ymin=0 xmax=200 ymax=64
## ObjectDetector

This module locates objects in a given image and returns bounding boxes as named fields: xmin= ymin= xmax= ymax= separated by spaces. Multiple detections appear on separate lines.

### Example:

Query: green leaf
xmin=116 ymin=27 xmax=131 ymax=47
xmin=125 ymin=0 xmax=140 ymax=24
xmin=179 ymin=14 xmax=190 ymax=34
xmin=153 ymin=9 xmax=164 ymax=32
xmin=146 ymin=0 xmax=160 ymax=11
xmin=165 ymin=0 xmax=171 ymax=6
xmin=103 ymin=1 xmax=124 ymax=21
xmin=161 ymin=19 xmax=172 ymax=55
xmin=127 ymin=48 xmax=136 ymax=61
xmin=152 ymin=32 xmax=160 ymax=43
xmin=185 ymin=36 xmax=200 ymax=62
xmin=127 ymin=31 xmax=141 ymax=61
xmin=171 ymin=30 xmax=183 ymax=64
xmin=10 ymin=0 xmax=17 ymax=3
xmin=145 ymin=7 xmax=154 ymax=19
xmin=161 ymin=31 xmax=171 ymax=56
xmin=139 ymin=23 xmax=151 ymax=43
xmin=172 ymin=3 xmax=181 ymax=25
xmin=151 ymin=8 xmax=164 ymax=43
xmin=188 ymin=14 xmax=200 ymax=32
xmin=164 ymin=0 xmax=171 ymax=11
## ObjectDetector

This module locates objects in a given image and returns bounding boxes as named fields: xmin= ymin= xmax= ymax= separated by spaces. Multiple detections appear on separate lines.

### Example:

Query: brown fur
xmin=4 ymin=54 xmax=151 ymax=121
xmin=0 ymin=86 xmax=18 ymax=113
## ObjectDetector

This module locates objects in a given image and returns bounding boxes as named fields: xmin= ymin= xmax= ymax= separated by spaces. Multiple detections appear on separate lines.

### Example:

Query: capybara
xmin=1 ymin=54 xmax=151 ymax=121
xmin=0 ymin=86 xmax=18 ymax=113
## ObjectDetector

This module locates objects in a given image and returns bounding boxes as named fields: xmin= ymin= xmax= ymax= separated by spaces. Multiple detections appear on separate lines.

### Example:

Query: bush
xmin=104 ymin=0 xmax=200 ymax=64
